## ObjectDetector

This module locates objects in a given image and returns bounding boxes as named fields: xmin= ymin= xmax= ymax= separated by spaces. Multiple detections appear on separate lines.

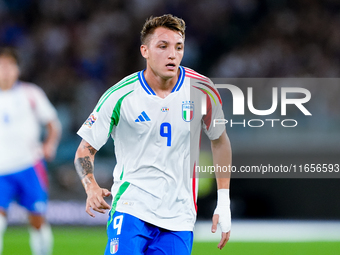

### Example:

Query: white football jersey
xmin=77 ymin=66 xmax=225 ymax=231
xmin=0 ymin=81 xmax=58 ymax=175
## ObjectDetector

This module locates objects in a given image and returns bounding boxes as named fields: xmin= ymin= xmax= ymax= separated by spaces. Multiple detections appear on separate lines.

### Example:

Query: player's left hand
xmin=211 ymin=213 xmax=231 ymax=249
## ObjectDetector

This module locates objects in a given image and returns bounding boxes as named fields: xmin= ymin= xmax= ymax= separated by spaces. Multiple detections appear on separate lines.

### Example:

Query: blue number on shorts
xmin=160 ymin=122 xmax=171 ymax=146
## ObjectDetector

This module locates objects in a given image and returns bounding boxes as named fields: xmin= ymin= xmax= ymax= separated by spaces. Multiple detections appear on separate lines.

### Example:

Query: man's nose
xmin=168 ymin=48 xmax=176 ymax=59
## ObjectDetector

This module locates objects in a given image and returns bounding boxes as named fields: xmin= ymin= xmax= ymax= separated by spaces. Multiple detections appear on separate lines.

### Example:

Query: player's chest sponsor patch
xmin=182 ymin=101 xmax=194 ymax=122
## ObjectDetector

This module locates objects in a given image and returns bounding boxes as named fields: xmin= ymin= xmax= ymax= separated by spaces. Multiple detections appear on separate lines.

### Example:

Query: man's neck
xmin=0 ymin=81 xmax=15 ymax=91
xmin=144 ymin=68 xmax=180 ymax=99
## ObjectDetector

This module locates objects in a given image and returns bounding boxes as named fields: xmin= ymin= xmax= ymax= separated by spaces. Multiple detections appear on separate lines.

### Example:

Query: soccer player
xmin=0 ymin=47 xmax=61 ymax=255
xmin=75 ymin=14 xmax=231 ymax=255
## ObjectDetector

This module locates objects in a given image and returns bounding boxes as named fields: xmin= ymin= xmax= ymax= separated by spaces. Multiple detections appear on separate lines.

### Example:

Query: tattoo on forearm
xmin=82 ymin=144 xmax=96 ymax=156
xmin=88 ymin=146 xmax=96 ymax=155
xmin=75 ymin=156 xmax=93 ymax=178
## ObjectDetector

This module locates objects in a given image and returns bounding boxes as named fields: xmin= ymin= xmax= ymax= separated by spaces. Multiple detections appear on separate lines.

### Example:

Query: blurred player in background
xmin=0 ymin=47 xmax=61 ymax=255
xmin=75 ymin=14 xmax=231 ymax=255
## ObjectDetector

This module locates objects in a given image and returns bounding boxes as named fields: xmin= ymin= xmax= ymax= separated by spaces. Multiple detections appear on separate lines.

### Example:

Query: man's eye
xmin=160 ymin=45 xmax=166 ymax=49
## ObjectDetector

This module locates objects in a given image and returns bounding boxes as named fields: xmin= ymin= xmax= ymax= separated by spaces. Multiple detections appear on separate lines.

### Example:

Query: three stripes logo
xmin=135 ymin=111 xmax=151 ymax=122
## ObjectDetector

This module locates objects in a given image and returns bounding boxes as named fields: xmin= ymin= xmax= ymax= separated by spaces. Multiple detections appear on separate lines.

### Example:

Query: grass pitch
xmin=3 ymin=226 xmax=340 ymax=255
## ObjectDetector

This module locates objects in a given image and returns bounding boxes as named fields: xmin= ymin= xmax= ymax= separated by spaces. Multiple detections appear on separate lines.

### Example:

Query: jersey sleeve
xmin=77 ymin=93 xmax=115 ymax=151
xmin=26 ymin=83 xmax=58 ymax=124
xmin=77 ymin=82 xmax=134 ymax=151
xmin=200 ymin=79 xmax=225 ymax=140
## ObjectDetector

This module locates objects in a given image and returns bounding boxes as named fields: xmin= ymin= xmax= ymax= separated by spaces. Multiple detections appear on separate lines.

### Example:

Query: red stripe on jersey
xmin=34 ymin=160 xmax=49 ymax=191
xmin=185 ymin=69 xmax=222 ymax=105
xmin=184 ymin=68 xmax=210 ymax=83
xmin=197 ymin=82 xmax=222 ymax=106
xmin=203 ymin=93 xmax=212 ymax=131
xmin=193 ymin=87 xmax=212 ymax=131
xmin=192 ymin=162 xmax=197 ymax=213
xmin=186 ymin=74 xmax=210 ymax=84
xmin=23 ymin=83 xmax=36 ymax=110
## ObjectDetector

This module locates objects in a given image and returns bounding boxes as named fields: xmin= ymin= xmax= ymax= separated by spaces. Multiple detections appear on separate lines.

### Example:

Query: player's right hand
xmin=85 ymin=186 xmax=111 ymax=217
xmin=211 ymin=189 xmax=231 ymax=249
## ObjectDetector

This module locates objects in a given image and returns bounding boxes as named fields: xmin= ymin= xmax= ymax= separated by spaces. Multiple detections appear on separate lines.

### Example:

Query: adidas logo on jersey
xmin=135 ymin=111 xmax=151 ymax=122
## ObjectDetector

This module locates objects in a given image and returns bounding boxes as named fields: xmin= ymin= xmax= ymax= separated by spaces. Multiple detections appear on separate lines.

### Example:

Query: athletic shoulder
xmin=183 ymin=67 xmax=222 ymax=106
xmin=183 ymin=67 xmax=211 ymax=84
xmin=18 ymin=81 xmax=51 ymax=106
xmin=19 ymin=81 xmax=46 ymax=94
xmin=94 ymin=72 xmax=139 ymax=112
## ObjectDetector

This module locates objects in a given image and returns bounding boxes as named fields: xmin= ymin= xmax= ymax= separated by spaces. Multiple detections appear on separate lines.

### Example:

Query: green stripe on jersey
xmin=95 ymin=74 xmax=138 ymax=112
xmin=120 ymin=166 xmax=124 ymax=180
xmin=107 ymin=181 xmax=130 ymax=227
xmin=108 ymin=90 xmax=133 ymax=136
xmin=196 ymin=87 xmax=217 ymax=105
xmin=96 ymin=74 xmax=137 ymax=108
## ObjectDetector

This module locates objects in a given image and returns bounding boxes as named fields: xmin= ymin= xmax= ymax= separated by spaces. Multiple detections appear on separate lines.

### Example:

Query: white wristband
xmin=213 ymin=189 xmax=231 ymax=233
xmin=216 ymin=189 xmax=230 ymax=207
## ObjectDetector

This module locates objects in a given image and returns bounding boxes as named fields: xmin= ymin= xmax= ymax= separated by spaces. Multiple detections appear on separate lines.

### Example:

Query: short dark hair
xmin=140 ymin=14 xmax=186 ymax=45
xmin=0 ymin=47 xmax=19 ymax=64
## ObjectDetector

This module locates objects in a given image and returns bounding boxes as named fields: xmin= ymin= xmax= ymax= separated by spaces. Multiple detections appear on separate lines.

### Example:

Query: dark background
xmin=1 ymin=0 xmax=340 ymax=220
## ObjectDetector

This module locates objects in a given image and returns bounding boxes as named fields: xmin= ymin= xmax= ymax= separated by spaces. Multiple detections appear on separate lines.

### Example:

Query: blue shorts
xmin=105 ymin=211 xmax=193 ymax=255
xmin=0 ymin=161 xmax=48 ymax=214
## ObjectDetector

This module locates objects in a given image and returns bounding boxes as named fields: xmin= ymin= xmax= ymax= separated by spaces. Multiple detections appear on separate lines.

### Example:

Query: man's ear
xmin=140 ymin=45 xmax=148 ymax=59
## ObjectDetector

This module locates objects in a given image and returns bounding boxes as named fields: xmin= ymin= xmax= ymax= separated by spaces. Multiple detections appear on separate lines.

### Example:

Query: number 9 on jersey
xmin=160 ymin=122 xmax=171 ymax=147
